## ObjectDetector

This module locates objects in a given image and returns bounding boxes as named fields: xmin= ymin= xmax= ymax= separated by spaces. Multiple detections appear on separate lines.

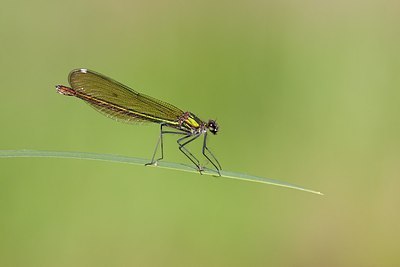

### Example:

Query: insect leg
xmin=202 ymin=132 xmax=222 ymax=176
xmin=177 ymin=134 xmax=202 ymax=172
xmin=146 ymin=124 xmax=186 ymax=166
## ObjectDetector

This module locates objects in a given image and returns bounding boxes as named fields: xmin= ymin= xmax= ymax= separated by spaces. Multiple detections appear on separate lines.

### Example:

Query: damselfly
xmin=56 ymin=69 xmax=221 ymax=175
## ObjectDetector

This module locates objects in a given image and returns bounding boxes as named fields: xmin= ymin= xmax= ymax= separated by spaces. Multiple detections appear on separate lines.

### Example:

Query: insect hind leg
xmin=146 ymin=124 xmax=186 ymax=166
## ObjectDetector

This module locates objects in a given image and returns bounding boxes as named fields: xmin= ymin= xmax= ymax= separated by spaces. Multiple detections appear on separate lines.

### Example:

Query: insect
xmin=56 ymin=69 xmax=221 ymax=175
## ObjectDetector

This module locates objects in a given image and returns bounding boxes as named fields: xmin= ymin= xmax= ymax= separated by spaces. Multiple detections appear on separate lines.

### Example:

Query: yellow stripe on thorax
xmin=185 ymin=116 xmax=200 ymax=128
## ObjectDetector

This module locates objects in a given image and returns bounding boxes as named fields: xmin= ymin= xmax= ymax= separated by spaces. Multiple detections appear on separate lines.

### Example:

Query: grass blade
xmin=0 ymin=149 xmax=322 ymax=195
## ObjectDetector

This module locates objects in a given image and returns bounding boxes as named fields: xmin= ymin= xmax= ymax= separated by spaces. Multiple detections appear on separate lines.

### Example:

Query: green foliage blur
xmin=0 ymin=0 xmax=399 ymax=266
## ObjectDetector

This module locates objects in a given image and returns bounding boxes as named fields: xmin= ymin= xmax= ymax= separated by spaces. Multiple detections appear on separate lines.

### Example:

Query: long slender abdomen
xmin=56 ymin=85 xmax=76 ymax=96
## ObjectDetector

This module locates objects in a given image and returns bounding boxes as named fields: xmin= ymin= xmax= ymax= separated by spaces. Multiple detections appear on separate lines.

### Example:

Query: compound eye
xmin=208 ymin=120 xmax=218 ymax=134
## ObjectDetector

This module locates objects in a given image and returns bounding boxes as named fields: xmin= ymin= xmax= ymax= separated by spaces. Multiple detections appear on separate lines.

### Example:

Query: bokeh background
xmin=1 ymin=0 xmax=399 ymax=266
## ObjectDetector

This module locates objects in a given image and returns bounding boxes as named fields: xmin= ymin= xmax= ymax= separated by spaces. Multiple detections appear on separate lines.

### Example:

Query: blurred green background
xmin=1 ymin=0 xmax=399 ymax=266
